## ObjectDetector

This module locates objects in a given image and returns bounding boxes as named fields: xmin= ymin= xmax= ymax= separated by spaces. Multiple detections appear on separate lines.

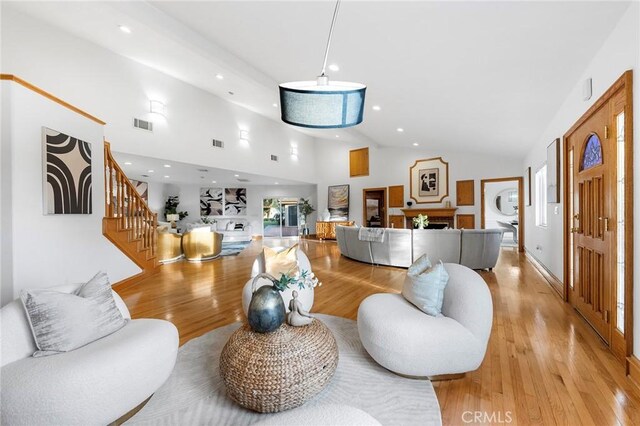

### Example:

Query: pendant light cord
xmin=320 ymin=0 xmax=341 ymax=76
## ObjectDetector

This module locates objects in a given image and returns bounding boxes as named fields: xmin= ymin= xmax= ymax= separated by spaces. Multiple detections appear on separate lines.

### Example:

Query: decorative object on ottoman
xmin=243 ymin=247 xmax=318 ymax=316
xmin=412 ymin=213 xmax=429 ymax=229
xmin=358 ymin=263 xmax=492 ymax=378
xmin=287 ymin=290 xmax=314 ymax=327
xmin=219 ymin=319 xmax=339 ymax=413
xmin=247 ymin=273 xmax=287 ymax=333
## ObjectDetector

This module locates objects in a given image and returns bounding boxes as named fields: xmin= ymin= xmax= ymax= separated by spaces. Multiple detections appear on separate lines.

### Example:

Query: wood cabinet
xmin=389 ymin=215 xmax=405 ymax=229
xmin=388 ymin=185 xmax=404 ymax=208
xmin=456 ymin=214 xmax=476 ymax=229
xmin=349 ymin=148 xmax=369 ymax=177
xmin=456 ymin=180 xmax=475 ymax=206
xmin=316 ymin=221 xmax=355 ymax=240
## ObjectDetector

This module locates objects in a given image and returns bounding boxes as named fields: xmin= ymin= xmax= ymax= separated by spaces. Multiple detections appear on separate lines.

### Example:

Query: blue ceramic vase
xmin=247 ymin=274 xmax=286 ymax=333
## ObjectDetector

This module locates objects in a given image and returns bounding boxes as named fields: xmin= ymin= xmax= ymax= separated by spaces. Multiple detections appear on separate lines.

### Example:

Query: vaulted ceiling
xmin=7 ymin=1 xmax=631 ymax=157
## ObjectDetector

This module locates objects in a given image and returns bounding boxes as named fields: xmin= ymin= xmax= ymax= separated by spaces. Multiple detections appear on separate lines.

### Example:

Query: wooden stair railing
xmin=103 ymin=141 xmax=158 ymax=273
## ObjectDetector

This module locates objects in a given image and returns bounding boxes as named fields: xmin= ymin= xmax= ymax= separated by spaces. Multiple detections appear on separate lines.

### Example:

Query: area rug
xmin=220 ymin=241 xmax=251 ymax=256
xmin=126 ymin=314 xmax=442 ymax=426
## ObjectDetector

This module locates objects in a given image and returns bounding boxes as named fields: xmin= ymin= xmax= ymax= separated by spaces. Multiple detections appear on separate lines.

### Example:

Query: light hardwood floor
xmin=117 ymin=238 xmax=640 ymax=425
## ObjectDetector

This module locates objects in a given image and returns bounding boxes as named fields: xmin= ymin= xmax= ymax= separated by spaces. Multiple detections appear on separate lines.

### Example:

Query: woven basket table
xmin=219 ymin=318 xmax=339 ymax=413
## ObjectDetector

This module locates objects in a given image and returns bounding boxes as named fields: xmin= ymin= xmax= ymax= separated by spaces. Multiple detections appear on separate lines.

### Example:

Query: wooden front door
xmin=566 ymin=88 xmax=621 ymax=345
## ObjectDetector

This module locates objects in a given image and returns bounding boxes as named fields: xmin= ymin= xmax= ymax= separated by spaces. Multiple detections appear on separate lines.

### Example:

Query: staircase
xmin=103 ymin=142 xmax=158 ymax=277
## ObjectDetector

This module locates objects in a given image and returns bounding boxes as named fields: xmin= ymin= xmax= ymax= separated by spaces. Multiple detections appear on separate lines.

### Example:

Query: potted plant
xmin=412 ymin=213 xmax=429 ymax=229
xmin=164 ymin=195 xmax=189 ymax=221
xmin=298 ymin=198 xmax=316 ymax=236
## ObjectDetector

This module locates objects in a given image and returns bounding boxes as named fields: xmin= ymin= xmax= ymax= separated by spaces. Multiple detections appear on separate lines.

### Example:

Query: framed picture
xmin=547 ymin=138 xmax=560 ymax=203
xmin=524 ymin=166 xmax=532 ymax=206
xmin=224 ymin=188 xmax=247 ymax=216
xmin=43 ymin=127 xmax=92 ymax=214
xmin=130 ymin=179 xmax=148 ymax=203
xmin=328 ymin=184 xmax=349 ymax=219
xmin=200 ymin=187 xmax=223 ymax=216
xmin=409 ymin=157 xmax=449 ymax=204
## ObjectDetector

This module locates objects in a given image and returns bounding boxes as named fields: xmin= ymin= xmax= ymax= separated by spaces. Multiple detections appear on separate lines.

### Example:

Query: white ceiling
xmin=113 ymin=151 xmax=307 ymax=187
xmin=7 ymin=1 xmax=631 ymax=158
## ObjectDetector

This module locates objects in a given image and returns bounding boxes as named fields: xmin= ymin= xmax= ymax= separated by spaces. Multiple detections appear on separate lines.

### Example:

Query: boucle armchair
xmin=357 ymin=263 xmax=492 ymax=378
xmin=1 ymin=284 xmax=179 ymax=425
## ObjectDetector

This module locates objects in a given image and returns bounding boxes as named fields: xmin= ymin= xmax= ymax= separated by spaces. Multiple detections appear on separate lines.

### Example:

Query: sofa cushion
xmin=263 ymin=245 xmax=300 ymax=277
xmin=402 ymin=256 xmax=449 ymax=316
xmin=20 ymin=272 xmax=127 ymax=357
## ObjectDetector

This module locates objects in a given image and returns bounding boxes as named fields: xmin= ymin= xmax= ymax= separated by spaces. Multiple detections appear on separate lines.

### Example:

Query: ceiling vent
xmin=196 ymin=168 xmax=209 ymax=173
xmin=133 ymin=118 xmax=153 ymax=132
xmin=141 ymin=174 xmax=149 ymax=178
xmin=212 ymin=139 xmax=224 ymax=148
xmin=237 ymin=178 xmax=250 ymax=183
xmin=270 ymin=154 xmax=279 ymax=162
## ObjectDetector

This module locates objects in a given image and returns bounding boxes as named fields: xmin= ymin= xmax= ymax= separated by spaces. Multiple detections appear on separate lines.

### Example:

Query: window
xmin=535 ymin=165 xmax=547 ymax=227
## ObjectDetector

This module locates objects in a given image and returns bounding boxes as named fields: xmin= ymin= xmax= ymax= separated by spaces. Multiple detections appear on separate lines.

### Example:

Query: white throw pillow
xmin=20 ymin=272 xmax=127 ymax=357
xmin=401 ymin=255 xmax=449 ymax=316
xmin=226 ymin=221 xmax=236 ymax=231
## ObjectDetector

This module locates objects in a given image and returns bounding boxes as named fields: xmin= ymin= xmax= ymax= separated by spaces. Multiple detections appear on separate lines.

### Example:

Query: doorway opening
xmin=262 ymin=197 xmax=300 ymax=238
xmin=563 ymin=71 xmax=633 ymax=364
xmin=362 ymin=188 xmax=387 ymax=228
xmin=481 ymin=177 xmax=524 ymax=252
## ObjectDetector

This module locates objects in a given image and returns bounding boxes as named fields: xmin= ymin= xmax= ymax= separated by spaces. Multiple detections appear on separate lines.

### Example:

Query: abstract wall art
xmin=224 ymin=188 xmax=247 ymax=216
xmin=328 ymin=184 xmax=350 ymax=219
xmin=409 ymin=157 xmax=449 ymax=204
xmin=130 ymin=179 xmax=149 ymax=203
xmin=200 ymin=187 xmax=223 ymax=216
xmin=43 ymin=127 xmax=92 ymax=214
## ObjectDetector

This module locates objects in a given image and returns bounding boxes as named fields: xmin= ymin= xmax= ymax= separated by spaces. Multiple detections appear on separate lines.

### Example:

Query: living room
xmin=2 ymin=1 xmax=640 ymax=425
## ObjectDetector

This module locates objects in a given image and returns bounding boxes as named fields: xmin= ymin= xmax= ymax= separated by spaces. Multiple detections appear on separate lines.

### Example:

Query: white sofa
xmin=336 ymin=226 xmax=503 ymax=270
xmin=357 ymin=263 xmax=493 ymax=377
xmin=1 ymin=284 xmax=179 ymax=425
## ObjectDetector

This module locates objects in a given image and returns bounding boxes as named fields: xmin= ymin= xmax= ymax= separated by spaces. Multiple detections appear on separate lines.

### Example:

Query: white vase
xmin=322 ymin=209 xmax=331 ymax=221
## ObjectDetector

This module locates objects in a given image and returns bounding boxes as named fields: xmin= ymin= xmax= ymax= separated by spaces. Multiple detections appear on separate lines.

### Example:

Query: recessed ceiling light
xmin=212 ymin=180 xmax=217 ymax=184
xmin=118 ymin=25 xmax=131 ymax=34
xmin=412 ymin=142 xmax=419 ymax=146
xmin=234 ymin=174 xmax=240 ymax=177
xmin=163 ymin=164 xmax=171 ymax=168
xmin=335 ymin=135 xmax=340 ymax=138
xmin=275 ymin=182 xmax=279 ymax=185
xmin=273 ymin=103 xmax=278 ymax=108
xmin=215 ymin=74 xmax=224 ymax=80
xmin=148 ymin=169 xmax=154 ymax=173
xmin=124 ymin=161 xmax=132 ymax=165
xmin=328 ymin=64 xmax=340 ymax=72
xmin=372 ymin=105 xmax=381 ymax=111
xmin=164 ymin=175 xmax=170 ymax=178
xmin=396 ymin=128 xmax=404 ymax=133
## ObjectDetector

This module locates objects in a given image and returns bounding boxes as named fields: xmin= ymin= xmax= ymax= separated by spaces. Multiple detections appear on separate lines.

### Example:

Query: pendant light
xmin=279 ymin=0 xmax=366 ymax=129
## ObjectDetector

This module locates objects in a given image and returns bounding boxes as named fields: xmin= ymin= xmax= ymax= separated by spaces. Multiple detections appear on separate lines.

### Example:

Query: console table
xmin=316 ymin=221 xmax=355 ymax=240
xmin=401 ymin=208 xmax=458 ymax=229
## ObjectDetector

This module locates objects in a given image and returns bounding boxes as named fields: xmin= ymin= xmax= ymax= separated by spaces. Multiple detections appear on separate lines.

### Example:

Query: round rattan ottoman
xmin=219 ymin=318 xmax=339 ymax=413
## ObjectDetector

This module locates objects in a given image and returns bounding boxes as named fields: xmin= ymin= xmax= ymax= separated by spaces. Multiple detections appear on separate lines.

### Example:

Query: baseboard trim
xmin=525 ymin=249 xmax=564 ymax=298
xmin=627 ymin=356 xmax=640 ymax=390
xmin=112 ymin=269 xmax=158 ymax=292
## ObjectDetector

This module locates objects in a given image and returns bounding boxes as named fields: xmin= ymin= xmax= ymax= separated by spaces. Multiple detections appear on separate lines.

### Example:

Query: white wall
xmin=522 ymin=3 xmax=640 ymax=354
xmin=1 ymin=81 xmax=140 ymax=306
xmin=149 ymin=182 xmax=317 ymax=235
xmin=484 ymin=180 xmax=519 ymax=231
xmin=1 ymin=7 xmax=318 ymax=185
xmin=315 ymin=140 xmax=523 ymax=229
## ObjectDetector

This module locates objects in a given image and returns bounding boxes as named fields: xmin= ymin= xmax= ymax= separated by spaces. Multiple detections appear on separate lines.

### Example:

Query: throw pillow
xmin=402 ymin=255 xmax=449 ymax=316
xmin=226 ymin=221 xmax=236 ymax=231
xmin=234 ymin=223 xmax=245 ymax=230
xmin=263 ymin=245 xmax=300 ymax=277
xmin=20 ymin=272 xmax=127 ymax=357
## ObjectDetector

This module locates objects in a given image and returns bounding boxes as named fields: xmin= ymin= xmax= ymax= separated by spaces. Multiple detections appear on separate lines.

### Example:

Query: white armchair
xmin=357 ymin=263 xmax=492 ymax=378
xmin=1 ymin=284 xmax=179 ymax=425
